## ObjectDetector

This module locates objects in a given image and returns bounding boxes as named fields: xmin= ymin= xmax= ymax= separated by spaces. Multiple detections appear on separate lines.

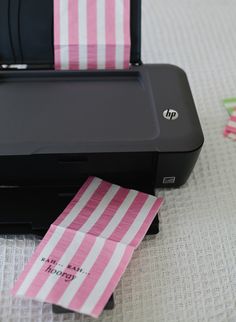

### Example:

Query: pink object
xmin=12 ymin=177 xmax=163 ymax=318
xmin=224 ymin=109 xmax=236 ymax=141
xmin=54 ymin=0 xmax=131 ymax=70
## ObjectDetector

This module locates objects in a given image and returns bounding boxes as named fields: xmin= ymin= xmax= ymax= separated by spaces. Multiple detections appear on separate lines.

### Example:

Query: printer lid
xmin=0 ymin=0 xmax=142 ymax=67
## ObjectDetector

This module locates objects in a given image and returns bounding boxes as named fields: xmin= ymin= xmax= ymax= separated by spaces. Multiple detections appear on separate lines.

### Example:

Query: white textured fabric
xmin=1 ymin=0 xmax=236 ymax=321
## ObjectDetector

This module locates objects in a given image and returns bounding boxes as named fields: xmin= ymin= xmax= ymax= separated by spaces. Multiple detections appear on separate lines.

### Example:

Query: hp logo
xmin=163 ymin=109 xmax=179 ymax=121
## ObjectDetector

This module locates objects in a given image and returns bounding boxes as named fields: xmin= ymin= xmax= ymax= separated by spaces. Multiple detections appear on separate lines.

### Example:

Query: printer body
xmin=0 ymin=0 xmax=204 ymax=235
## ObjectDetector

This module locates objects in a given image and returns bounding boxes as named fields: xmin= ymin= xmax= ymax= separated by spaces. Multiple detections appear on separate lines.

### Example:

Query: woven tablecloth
xmin=1 ymin=0 xmax=236 ymax=321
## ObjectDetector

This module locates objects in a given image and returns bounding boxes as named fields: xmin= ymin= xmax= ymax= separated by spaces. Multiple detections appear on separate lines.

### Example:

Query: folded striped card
xmin=12 ymin=177 xmax=163 ymax=318
xmin=224 ymin=108 xmax=236 ymax=141
xmin=54 ymin=0 xmax=131 ymax=70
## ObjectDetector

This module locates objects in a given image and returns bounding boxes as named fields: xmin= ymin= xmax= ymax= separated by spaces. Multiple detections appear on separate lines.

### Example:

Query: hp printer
xmin=0 ymin=0 xmax=204 ymax=238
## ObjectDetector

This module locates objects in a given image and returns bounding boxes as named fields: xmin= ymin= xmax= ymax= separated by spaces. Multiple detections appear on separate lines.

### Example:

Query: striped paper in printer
xmin=12 ymin=177 xmax=163 ymax=318
xmin=54 ymin=0 xmax=131 ymax=70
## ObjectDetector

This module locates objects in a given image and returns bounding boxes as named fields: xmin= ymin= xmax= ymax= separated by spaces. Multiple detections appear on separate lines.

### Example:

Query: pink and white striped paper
xmin=12 ymin=177 xmax=163 ymax=318
xmin=54 ymin=0 xmax=131 ymax=70
xmin=224 ymin=109 xmax=236 ymax=141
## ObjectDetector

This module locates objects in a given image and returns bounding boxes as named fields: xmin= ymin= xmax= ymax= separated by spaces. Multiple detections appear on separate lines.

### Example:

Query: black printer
xmin=0 ymin=0 xmax=204 ymax=237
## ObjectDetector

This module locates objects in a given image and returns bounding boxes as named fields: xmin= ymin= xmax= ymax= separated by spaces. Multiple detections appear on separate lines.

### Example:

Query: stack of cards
xmin=223 ymin=98 xmax=236 ymax=141
xmin=12 ymin=177 xmax=163 ymax=318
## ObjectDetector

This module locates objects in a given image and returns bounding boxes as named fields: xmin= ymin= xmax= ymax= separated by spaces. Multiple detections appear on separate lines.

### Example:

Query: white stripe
xmin=97 ymin=44 xmax=106 ymax=69
xmin=60 ymin=0 xmax=69 ymax=69
xmin=16 ymin=226 xmax=65 ymax=296
xmin=116 ymin=45 xmax=124 ymax=69
xmin=115 ymin=0 xmax=124 ymax=69
xmin=232 ymin=111 xmax=236 ymax=117
xmin=79 ymin=0 xmax=88 ymax=69
xmin=79 ymin=243 xmax=128 ymax=315
xmin=60 ymin=47 xmax=70 ymax=70
xmin=36 ymin=231 xmax=85 ymax=300
xmin=58 ymin=237 xmax=106 ymax=306
xmin=228 ymin=132 xmax=236 ymax=140
xmin=59 ymin=177 xmax=102 ymax=228
xmin=101 ymin=190 xmax=138 ymax=239
xmin=121 ymin=196 xmax=157 ymax=246
xmin=97 ymin=0 xmax=106 ymax=69
xmin=228 ymin=120 xmax=236 ymax=129
xmin=80 ymin=184 xmax=120 ymax=233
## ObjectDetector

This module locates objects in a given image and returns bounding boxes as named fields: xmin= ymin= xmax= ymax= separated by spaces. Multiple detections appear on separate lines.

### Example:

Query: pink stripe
xmin=11 ymin=225 xmax=57 ymax=295
xmin=108 ymin=192 xmax=149 ymax=242
xmin=87 ymin=0 xmax=97 ymax=69
xmin=123 ymin=0 xmax=130 ymax=69
xmin=131 ymin=198 xmax=164 ymax=248
xmin=68 ymin=0 xmax=79 ymax=70
xmin=105 ymin=0 xmax=116 ymax=69
xmin=25 ymin=228 xmax=76 ymax=298
xmin=224 ymin=128 xmax=230 ymax=136
xmin=45 ymin=234 xmax=97 ymax=303
xmin=54 ymin=177 xmax=94 ymax=226
xmin=88 ymin=187 xmax=129 ymax=236
xmin=231 ymin=116 xmax=236 ymax=122
xmin=224 ymin=127 xmax=236 ymax=140
xmin=54 ymin=47 xmax=62 ymax=70
xmin=91 ymin=245 xmax=134 ymax=317
xmin=54 ymin=0 xmax=61 ymax=69
xmin=68 ymin=240 xmax=117 ymax=310
xmin=225 ymin=125 xmax=236 ymax=134
xmin=67 ymin=180 xmax=112 ymax=231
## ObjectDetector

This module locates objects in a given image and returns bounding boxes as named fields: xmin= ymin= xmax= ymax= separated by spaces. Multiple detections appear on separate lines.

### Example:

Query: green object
xmin=223 ymin=98 xmax=236 ymax=115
